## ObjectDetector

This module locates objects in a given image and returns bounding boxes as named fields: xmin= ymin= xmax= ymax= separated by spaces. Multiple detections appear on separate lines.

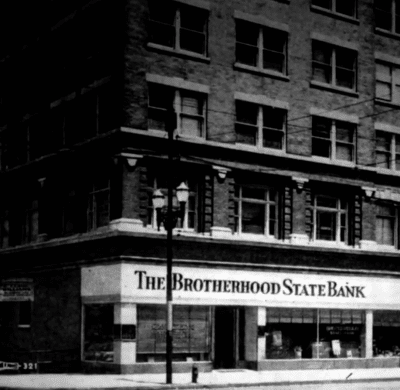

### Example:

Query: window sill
xmin=311 ymin=156 xmax=355 ymax=168
xmin=233 ymin=233 xmax=281 ymax=243
xmin=310 ymin=81 xmax=359 ymax=97
xmin=234 ymin=63 xmax=289 ymax=81
xmin=374 ymin=99 xmax=400 ymax=109
xmin=147 ymin=43 xmax=211 ymax=63
xmin=310 ymin=5 xmax=359 ymax=24
xmin=310 ymin=240 xmax=349 ymax=249
xmin=375 ymin=28 xmax=400 ymax=40
xmin=234 ymin=142 xmax=286 ymax=155
xmin=18 ymin=325 xmax=31 ymax=329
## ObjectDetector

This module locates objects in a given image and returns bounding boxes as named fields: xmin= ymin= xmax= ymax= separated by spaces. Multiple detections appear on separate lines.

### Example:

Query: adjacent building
xmin=1 ymin=0 xmax=400 ymax=374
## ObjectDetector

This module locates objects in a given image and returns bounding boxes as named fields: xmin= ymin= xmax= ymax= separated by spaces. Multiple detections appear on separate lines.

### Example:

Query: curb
xmin=2 ymin=376 xmax=400 ymax=390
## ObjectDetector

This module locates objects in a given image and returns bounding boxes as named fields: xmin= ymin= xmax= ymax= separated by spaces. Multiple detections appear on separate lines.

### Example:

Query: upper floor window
xmin=312 ymin=0 xmax=357 ymax=18
xmin=312 ymin=41 xmax=357 ymax=90
xmin=235 ymin=20 xmax=287 ymax=74
xmin=376 ymin=62 xmax=400 ymax=104
xmin=312 ymin=194 xmax=347 ymax=243
xmin=233 ymin=185 xmax=279 ymax=238
xmin=235 ymin=101 xmax=286 ymax=150
xmin=376 ymin=202 xmax=397 ymax=246
xmin=148 ymin=1 xmax=208 ymax=55
xmin=148 ymin=83 xmax=206 ymax=138
xmin=87 ymin=176 xmax=110 ymax=230
xmin=375 ymin=0 xmax=400 ymax=34
xmin=148 ymin=176 xmax=199 ymax=231
xmin=312 ymin=116 xmax=355 ymax=162
xmin=376 ymin=130 xmax=400 ymax=170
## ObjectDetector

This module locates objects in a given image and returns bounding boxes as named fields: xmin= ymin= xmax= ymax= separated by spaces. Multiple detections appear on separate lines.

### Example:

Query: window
xmin=312 ymin=41 xmax=357 ymax=90
xmin=235 ymin=20 xmax=287 ymax=74
xmin=234 ymin=185 xmax=279 ymax=237
xmin=312 ymin=116 xmax=355 ymax=162
xmin=376 ymin=203 xmax=397 ymax=246
xmin=376 ymin=62 xmax=400 ymax=104
xmin=376 ymin=131 xmax=400 ymax=170
xmin=18 ymin=301 xmax=31 ymax=327
xmin=148 ymin=83 xmax=206 ymax=138
xmin=148 ymin=176 xmax=199 ymax=231
xmin=312 ymin=194 xmax=347 ymax=242
xmin=235 ymin=101 xmax=286 ymax=149
xmin=312 ymin=0 xmax=357 ymax=18
xmin=87 ymin=176 xmax=110 ymax=230
xmin=375 ymin=0 xmax=400 ymax=34
xmin=148 ymin=1 xmax=208 ymax=55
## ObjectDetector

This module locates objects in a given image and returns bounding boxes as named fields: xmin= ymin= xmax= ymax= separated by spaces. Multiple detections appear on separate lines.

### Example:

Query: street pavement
xmin=2 ymin=368 xmax=400 ymax=390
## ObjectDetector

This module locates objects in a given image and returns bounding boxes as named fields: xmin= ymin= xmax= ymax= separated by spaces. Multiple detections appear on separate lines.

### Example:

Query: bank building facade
xmin=2 ymin=0 xmax=400 ymax=374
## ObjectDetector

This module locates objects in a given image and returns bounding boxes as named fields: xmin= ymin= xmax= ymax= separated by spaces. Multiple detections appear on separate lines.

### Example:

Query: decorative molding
xmin=210 ymin=226 xmax=233 ymax=238
xmin=289 ymin=233 xmax=309 ymax=246
xmin=108 ymin=218 xmax=147 ymax=233
xmin=213 ymin=165 xmax=230 ymax=180
xmin=292 ymin=177 xmax=309 ymax=192
xmin=362 ymin=186 xmax=376 ymax=198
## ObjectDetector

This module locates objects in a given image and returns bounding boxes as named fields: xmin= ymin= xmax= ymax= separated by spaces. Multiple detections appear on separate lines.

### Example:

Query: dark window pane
xmin=317 ymin=211 xmax=336 ymax=240
xmin=336 ymin=0 xmax=356 ymax=16
xmin=312 ymin=0 xmax=331 ymax=9
xmin=242 ymin=202 xmax=265 ymax=234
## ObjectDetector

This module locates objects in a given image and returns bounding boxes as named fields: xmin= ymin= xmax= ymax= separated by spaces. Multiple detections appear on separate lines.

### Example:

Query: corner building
xmin=2 ymin=0 xmax=400 ymax=374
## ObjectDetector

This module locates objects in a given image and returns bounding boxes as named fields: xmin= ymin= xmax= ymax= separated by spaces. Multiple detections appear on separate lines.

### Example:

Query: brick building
xmin=1 ymin=0 xmax=400 ymax=374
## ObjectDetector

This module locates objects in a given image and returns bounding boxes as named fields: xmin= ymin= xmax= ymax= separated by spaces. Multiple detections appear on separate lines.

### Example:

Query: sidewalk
xmin=2 ymin=368 xmax=400 ymax=390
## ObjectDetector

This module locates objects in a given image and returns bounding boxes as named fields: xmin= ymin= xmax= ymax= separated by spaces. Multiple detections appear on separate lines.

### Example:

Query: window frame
xmin=312 ymin=41 xmax=357 ymax=91
xmin=311 ymin=0 xmax=358 ymax=19
xmin=375 ymin=130 xmax=400 ymax=171
xmin=148 ymin=2 xmax=208 ymax=56
xmin=375 ymin=61 xmax=400 ymax=104
xmin=312 ymin=194 xmax=348 ymax=243
xmin=233 ymin=184 xmax=279 ymax=238
xmin=375 ymin=0 xmax=400 ymax=34
xmin=235 ymin=19 xmax=288 ymax=75
xmin=148 ymin=83 xmax=207 ymax=138
xmin=375 ymin=202 xmax=398 ymax=247
xmin=18 ymin=301 xmax=32 ymax=328
xmin=311 ymin=116 xmax=356 ymax=163
xmin=235 ymin=100 xmax=287 ymax=151
xmin=87 ymin=177 xmax=111 ymax=231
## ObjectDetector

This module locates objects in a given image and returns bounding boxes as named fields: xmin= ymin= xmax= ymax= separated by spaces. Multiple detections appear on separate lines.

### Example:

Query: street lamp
xmin=152 ymin=182 xmax=189 ymax=384
xmin=151 ymin=107 xmax=188 ymax=384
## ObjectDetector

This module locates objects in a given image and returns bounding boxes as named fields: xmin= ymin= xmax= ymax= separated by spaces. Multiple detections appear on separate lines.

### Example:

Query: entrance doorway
xmin=214 ymin=307 xmax=245 ymax=369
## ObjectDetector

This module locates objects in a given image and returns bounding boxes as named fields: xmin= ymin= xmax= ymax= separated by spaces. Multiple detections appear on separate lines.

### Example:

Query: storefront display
xmin=136 ymin=305 xmax=211 ymax=362
xmin=265 ymin=308 xmax=364 ymax=359
xmin=373 ymin=311 xmax=400 ymax=357
xmin=84 ymin=304 xmax=114 ymax=362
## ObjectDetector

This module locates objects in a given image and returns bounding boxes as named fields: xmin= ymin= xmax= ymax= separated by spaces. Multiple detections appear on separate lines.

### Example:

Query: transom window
xmin=312 ymin=116 xmax=355 ymax=162
xmin=312 ymin=41 xmax=357 ymax=90
xmin=235 ymin=20 xmax=287 ymax=74
xmin=376 ymin=62 xmax=400 ymax=104
xmin=376 ymin=131 xmax=400 ymax=170
xmin=375 ymin=0 xmax=400 ymax=34
xmin=313 ymin=194 xmax=347 ymax=242
xmin=148 ymin=1 xmax=208 ymax=55
xmin=312 ymin=0 xmax=357 ymax=18
xmin=235 ymin=101 xmax=286 ymax=150
xmin=148 ymin=83 xmax=206 ymax=138
xmin=148 ymin=177 xmax=197 ymax=231
xmin=234 ymin=185 xmax=278 ymax=237
xmin=376 ymin=203 xmax=397 ymax=246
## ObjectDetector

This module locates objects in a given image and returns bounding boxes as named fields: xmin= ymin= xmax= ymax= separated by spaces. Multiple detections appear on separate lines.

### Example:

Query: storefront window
xmin=136 ymin=305 xmax=211 ymax=362
xmin=373 ymin=311 xmax=400 ymax=357
xmin=266 ymin=308 xmax=364 ymax=359
xmin=84 ymin=304 xmax=114 ymax=362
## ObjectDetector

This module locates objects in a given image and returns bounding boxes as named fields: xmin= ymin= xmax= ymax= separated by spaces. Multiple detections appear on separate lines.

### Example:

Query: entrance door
xmin=214 ymin=307 xmax=245 ymax=369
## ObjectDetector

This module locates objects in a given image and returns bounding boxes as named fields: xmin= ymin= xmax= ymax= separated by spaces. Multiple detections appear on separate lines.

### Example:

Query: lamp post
xmin=151 ymin=109 xmax=189 ymax=384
